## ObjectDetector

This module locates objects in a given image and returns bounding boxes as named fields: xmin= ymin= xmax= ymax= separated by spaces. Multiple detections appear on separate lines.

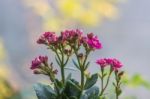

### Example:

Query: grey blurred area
xmin=0 ymin=0 xmax=150 ymax=98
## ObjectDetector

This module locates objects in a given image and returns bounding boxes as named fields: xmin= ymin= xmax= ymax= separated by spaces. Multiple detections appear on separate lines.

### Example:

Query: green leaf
xmin=70 ymin=96 xmax=78 ymax=99
xmin=84 ymin=73 xmax=98 ymax=90
xmin=34 ymin=83 xmax=56 ymax=99
xmin=81 ymin=86 xmax=99 ymax=99
xmin=66 ymin=73 xmax=72 ymax=81
xmin=70 ymin=79 xmax=80 ymax=87
xmin=64 ymin=80 xmax=81 ymax=98
xmin=54 ymin=79 xmax=64 ymax=94
xmin=128 ymin=74 xmax=150 ymax=89
xmin=55 ymin=79 xmax=63 ymax=88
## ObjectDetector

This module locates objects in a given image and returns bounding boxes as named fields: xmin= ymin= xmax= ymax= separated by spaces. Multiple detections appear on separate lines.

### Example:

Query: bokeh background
xmin=0 ymin=0 xmax=150 ymax=99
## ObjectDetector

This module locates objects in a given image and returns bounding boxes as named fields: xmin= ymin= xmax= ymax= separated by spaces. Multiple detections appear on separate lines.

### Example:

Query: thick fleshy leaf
xmin=66 ymin=73 xmax=72 ymax=81
xmin=54 ymin=79 xmax=64 ymax=94
xmin=34 ymin=83 xmax=56 ymax=99
xmin=81 ymin=86 xmax=99 ymax=99
xmin=84 ymin=73 xmax=98 ymax=90
xmin=64 ymin=80 xmax=81 ymax=98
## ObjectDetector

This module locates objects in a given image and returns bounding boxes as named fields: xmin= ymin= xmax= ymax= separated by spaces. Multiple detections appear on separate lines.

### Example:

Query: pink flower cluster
xmin=86 ymin=33 xmax=102 ymax=49
xmin=37 ymin=32 xmax=58 ymax=45
xmin=96 ymin=58 xmax=123 ymax=70
xmin=30 ymin=56 xmax=48 ymax=70
xmin=61 ymin=29 xmax=83 ymax=41
xmin=36 ymin=29 xmax=102 ymax=50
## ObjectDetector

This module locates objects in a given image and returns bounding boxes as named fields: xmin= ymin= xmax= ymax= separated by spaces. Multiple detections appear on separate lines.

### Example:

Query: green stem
xmin=61 ymin=66 xmax=65 ymax=83
xmin=55 ymin=49 xmax=65 ymax=84
xmin=60 ymin=46 xmax=65 ymax=84
xmin=81 ymin=52 xmax=89 ymax=90
xmin=115 ymin=72 xmax=120 ymax=99
xmin=100 ymin=69 xmax=112 ymax=96
xmin=74 ymin=51 xmax=84 ymax=90
xmin=116 ymin=89 xmax=119 ymax=99
xmin=81 ymin=68 xmax=84 ymax=90
xmin=100 ymin=68 xmax=104 ymax=94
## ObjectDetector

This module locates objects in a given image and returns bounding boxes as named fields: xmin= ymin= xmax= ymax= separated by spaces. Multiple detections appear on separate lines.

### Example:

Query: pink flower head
xmin=112 ymin=58 xmax=123 ymax=70
xmin=30 ymin=55 xmax=48 ymax=70
xmin=96 ymin=59 xmax=107 ymax=67
xmin=80 ymin=36 xmax=87 ymax=44
xmin=37 ymin=36 xmax=47 ymax=44
xmin=96 ymin=58 xmax=123 ymax=70
xmin=37 ymin=32 xmax=58 ymax=45
xmin=87 ymin=33 xmax=102 ymax=49
xmin=61 ymin=29 xmax=83 ymax=41
xmin=44 ymin=32 xmax=57 ymax=43
xmin=39 ymin=56 xmax=48 ymax=64
xmin=105 ymin=58 xmax=113 ymax=64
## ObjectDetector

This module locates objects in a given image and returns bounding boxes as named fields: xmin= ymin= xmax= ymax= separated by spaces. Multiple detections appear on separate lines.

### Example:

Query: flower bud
xmin=33 ymin=69 xmax=42 ymax=74
xmin=78 ymin=53 xmax=84 ymax=61
xmin=84 ymin=70 xmax=90 ymax=78
xmin=118 ymin=71 xmax=124 ymax=77
xmin=53 ymin=69 xmax=58 ymax=74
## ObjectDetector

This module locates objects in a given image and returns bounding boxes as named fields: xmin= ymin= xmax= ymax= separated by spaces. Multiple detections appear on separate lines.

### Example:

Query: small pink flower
xmin=96 ymin=58 xmax=123 ymax=70
xmin=96 ymin=59 xmax=107 ymax=67
xmin=45 ymin=32 xmax=58 ymax=43
xmin=30 ymin=56 xmax=48 ymax=70
xmin=87 ymin=33 xmax=102 ymax=49
xmin=31 ymin=58 xmax=41 ymax=70
xmin=37 ymin=32 xmax=58 ymax=45
xmin=39 ymin=56 xmax=48 ymax=64
xmin=61 ymin=29 xmax=83 ymax=41
xmin=37 ymin=36 xmax=47 ymax=44
xmin=105 ymin=58 xmax=113 ymax=64
xmin=112 ymin=58 xmax=123 ymax=70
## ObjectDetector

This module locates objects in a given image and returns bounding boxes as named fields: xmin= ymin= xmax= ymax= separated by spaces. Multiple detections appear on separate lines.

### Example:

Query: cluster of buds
xmin=37 ymin=32 xmax=58 ymax=45
xmin=61 ymin=29 xmax=83 ymax=42
xmin=30 ymin=56 xmax=58 ymax=81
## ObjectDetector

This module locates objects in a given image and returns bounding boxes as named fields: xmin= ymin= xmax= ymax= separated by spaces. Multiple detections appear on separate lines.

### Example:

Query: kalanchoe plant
xmin=30 ymin=29 xmax=124 ymax=99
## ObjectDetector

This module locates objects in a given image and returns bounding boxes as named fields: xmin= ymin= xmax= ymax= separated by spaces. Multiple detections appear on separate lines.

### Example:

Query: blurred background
xmin=0 ymin=0 xmax=150 ymax=99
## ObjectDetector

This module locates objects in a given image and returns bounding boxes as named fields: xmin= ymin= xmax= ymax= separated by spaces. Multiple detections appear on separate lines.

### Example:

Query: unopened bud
xmin=84 ymin=70 xmax=90 ymax=78
xmin=33 ymin=69 xmax=42 ymax=74
xmin=118 ymin=71 xmax=124 ymax=77
xmin=53 ymin=69 xmax=58 ymax=74
xmin=78 ymin=53 xmax=84 ymax=58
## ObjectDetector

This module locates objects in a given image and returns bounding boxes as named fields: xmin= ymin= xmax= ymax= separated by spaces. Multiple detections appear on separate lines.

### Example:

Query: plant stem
xmin=74 ymin=51 xmax=83 ymax=88
xmin=116 ymin=91 xmax=119 ymax=99
xmin=61 ymin=66 xmax=65 ymax=83
xmin=100 ymin=69 xmax=112 ymax=96
xmin=60 ymin=46 xmax=65 ymax=84
xmin=100 ymin=68 xmax=104 ymax=94
xmin=55 ymin=49 xmax=65 ymax=84
xmin=81 ymin=69 xmax=84 ymax=90
xmin=115 ymin=72 xmax=120 ymax=99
